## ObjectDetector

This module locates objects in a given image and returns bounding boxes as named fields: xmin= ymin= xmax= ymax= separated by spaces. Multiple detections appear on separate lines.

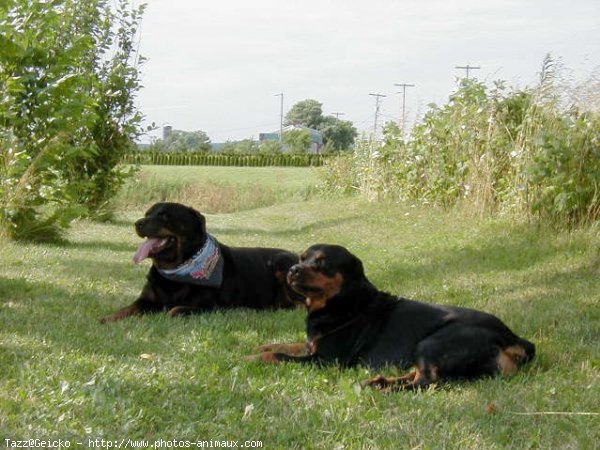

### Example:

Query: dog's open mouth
xmin=289 ymin=280 xmax=323 ymax=296
xmin=133 ymin=236 xmax=175 ymax=263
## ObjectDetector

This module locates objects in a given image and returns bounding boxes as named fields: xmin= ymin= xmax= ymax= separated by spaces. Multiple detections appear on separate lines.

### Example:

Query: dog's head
xmin=133 ymin=202 xmax=207 ymax=270
xmin=287 ymin=244 xmax=366 ymax=311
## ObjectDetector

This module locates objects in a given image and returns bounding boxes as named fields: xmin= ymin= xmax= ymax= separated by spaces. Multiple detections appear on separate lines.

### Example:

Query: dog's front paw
xmin=360 ymin=375 xmax=389 ymax=390
xmin=255 ymin=342 xmax=308 ymax=356
xmin=245 ymin=352 xmax=282 ymax=363
xmin=256 ymin=343 xmax=279 ymax=352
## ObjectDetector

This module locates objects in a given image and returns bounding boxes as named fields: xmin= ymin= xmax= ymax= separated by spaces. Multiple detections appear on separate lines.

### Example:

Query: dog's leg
xmin=101 ymin=283 xmax=163 ymax=323
xmin=256 ymin=342 xmax=309 ymax=356
xmin=167 ymin=305 xmax=207 ymax=317
xmin=361 ymin=360 xmax=442 ymax=393
xmin=245 ymin=351 xmax=319 ymax=364
xmin=100 ymin=304 xmax=144 ymax=323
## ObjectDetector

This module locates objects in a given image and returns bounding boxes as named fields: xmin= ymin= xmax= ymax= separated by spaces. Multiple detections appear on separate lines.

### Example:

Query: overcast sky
xmin=135 ymin=0 xmax=599 ymax=143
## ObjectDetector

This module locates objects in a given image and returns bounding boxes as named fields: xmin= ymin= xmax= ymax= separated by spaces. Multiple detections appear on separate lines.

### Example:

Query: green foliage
xmin=527 ymin=113 xmax=600 ymax=225
xmin=322 ymin=57 xmax=600 ymax=227
xmin=285 ymin=99 xmax=358 ymax=150
xmin=320 ymin=116 xmax=358 ymax=151
xmin=284 ymin=98 xmax=323 ymax=129
xmin=258 ymin=140 xmax=283 ymax=155
xmin=114 ymin=166 xmax=319 ymax=214
xmin=122 ymin=151 xmax=325 ymax=167
xmin=283 ymin=128 xmax=312 ymax=154
xmin=0 ymin=0 xmax=144 ymax=239
xmin=152 ymin=129 xmax=211 ymax=152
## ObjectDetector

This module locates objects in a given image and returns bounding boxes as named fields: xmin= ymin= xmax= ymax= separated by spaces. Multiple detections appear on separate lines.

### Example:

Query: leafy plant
xmin=284 ymin=99 xmax=358 ymax=150
xmin=0 ymin=0 xmax=144 ymax=238
xmin=152 ymin=129 xmax=212 ymax=153
xmin=123 ymin=151 xmax=325 ymax=167
xmin=283 ymin=128 xmax=312 ymax=154
xmin=321 ymin=56 xmax=600 ymax=227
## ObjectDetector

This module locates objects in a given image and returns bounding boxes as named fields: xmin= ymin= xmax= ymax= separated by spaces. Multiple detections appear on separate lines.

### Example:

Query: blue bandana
xmin=158 ymin=234 xmax=224 ymax=288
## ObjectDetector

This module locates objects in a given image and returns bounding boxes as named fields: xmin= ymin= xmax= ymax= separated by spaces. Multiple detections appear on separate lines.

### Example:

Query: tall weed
xmin=321 ymin=56 xmax=600 ymax=227
xmin=114 ymin=171 xmax=314 ymax=214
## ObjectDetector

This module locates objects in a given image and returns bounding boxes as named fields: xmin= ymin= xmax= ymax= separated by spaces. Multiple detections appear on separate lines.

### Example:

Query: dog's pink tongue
xmin=133 ymin=238 xmax=162 ymax=263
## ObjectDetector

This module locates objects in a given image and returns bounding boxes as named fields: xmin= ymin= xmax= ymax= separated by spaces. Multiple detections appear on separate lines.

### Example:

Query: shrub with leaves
xmin=321 ymin=56 xmax=600 ymax=227
xmin=0 ymin=0 xmax=144 ymax=239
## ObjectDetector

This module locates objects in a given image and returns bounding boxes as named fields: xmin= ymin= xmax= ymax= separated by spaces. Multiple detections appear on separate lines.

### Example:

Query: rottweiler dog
xmin=250 ymin=244 xmax=535 ymax=390
xmin=101 ymin=202 xmax=302 ymax=323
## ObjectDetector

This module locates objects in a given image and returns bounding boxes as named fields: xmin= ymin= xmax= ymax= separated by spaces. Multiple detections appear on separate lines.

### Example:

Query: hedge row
xmin=122 ymin=152 xmax=326 ymax=167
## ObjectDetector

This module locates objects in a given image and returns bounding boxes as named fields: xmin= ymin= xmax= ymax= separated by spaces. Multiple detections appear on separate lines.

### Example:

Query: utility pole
xmin=394 ymin=83 xmax=415 ymax=132
xmin=274 ymin=93 xmax=283 ymax=142
xmin=455 ymin=64 xmax=481 ymax=80
xmin=369 ymin=93 xmax=386 ymax=140
xmin=331 ymin=112 xmax=345 ymax=120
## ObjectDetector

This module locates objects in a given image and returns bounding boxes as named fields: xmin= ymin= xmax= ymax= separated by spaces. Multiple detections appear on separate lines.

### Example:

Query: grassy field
xmin=114 ymin=166 xmax=320 ymax=214
xmin=1 ymin=166 xmax=599 ymax=449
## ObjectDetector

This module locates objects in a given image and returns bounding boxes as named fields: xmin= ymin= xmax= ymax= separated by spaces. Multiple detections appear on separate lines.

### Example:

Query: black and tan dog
xmin=250 ymin=244 xmax=535 ymax=390
xmin=101 ymin=202 xmax=302 ymax=323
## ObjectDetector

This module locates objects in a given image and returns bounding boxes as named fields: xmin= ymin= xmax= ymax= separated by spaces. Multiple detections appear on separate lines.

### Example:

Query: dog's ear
xmin=192 ymin=209 xmax=206 ymax=234
xmin=347 ymin=254 xmax=366 ymax=280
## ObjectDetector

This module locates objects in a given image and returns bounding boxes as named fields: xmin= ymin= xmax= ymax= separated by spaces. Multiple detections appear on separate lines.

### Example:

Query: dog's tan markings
xmin=100 ymin=305 xmax=142 ymax=323
xmin=427 ymin=365 xmax=440 ymax=382
xmin=167 ymin=306 xmax=194 ymax=317
xmin=258 ymin=352 xmax=282 ymax=363
xmin=311 ymin=251 xmax=326 ymax=261
xmin=156 ymin=227 xmax=175 ymax=237
xmin=497 ymin=345 xmax=527 ymax=375
xmin=361 ymin=362 xmax=440 ymax=392
xmin=307 ymin=338 xmax=318 ymax=355
xmin=257 ymin=342 xmax=308 ymax=356
xmin=306 ymin=272 xmax=344 ymax=311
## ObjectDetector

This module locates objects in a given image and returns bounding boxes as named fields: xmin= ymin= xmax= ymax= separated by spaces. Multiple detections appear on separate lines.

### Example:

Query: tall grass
xmin=113 ymin=166 xmax=319 ymax=214
xmin=321 ymin=56 xmax=600 ymax=227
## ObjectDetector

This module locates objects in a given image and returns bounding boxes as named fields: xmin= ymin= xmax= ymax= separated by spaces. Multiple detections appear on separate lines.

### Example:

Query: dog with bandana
xmin=101 ymin=202 xmax=302 ymax=322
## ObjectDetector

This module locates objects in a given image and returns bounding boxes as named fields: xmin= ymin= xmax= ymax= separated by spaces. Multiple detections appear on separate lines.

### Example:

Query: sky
xmin=135 ymin=0 xmax=600 ymax=143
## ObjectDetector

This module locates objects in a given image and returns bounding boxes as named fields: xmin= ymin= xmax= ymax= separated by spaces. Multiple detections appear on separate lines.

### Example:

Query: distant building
xmin=162 ymin=125 xmax=172 ymax=140
xmin=259 ymin=125 xmax=323 ymax=153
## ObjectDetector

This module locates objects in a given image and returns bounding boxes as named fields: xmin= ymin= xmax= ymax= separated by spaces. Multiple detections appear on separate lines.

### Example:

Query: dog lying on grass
xmin=249 ymin=244 xmax=535 ymax=391
xmin=101 ymin=202 xmax=302 ymax=323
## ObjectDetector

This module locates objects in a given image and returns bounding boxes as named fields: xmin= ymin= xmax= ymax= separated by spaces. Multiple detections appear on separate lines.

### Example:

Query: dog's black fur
xmin=252 ymin=244 xmax=535 ymax=390
xmin=101 ymin=202 xmax=302 ymax=323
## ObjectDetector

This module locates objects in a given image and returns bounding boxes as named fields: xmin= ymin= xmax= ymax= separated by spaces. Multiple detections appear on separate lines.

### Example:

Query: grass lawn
xmin=1 ymin=166 xmax=599 ymax=449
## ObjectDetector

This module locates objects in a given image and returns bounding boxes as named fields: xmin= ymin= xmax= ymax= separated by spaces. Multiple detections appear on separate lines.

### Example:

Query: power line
xmin=455 ymin=64 xmax=481 ymax=80
xmin=368 ymin=93 xmax=386 ymax=139
xmin=394 ymin=83 xmax=415 ymax=132
xmin=331 ymin=112 xmax=345 ymax=119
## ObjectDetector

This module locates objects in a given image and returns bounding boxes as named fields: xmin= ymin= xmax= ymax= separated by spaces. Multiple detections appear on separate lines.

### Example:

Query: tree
xmin=0 ymin=0 xmax=145 ymax=239
xmin=319 ymin=116 xmax=358 ymax=151
xmin=284 ymin=99 xmax=358 ymax=151
xmin=160 ymin=130 xmax=211 ymax=152
xmin=231 ymin=139 xmax=259 ymax=154
xmin=68 ymin=0 xmax=146 ymax=218
xmin=217 ymin=139 xmax=258 ymax=154
xmin=284 ymin=99 xmax=323 ymax=129
xmin=259 ymin=140 xmax=283 ymax=155
xmin=283 ymin=129 xmax=312 ymax=154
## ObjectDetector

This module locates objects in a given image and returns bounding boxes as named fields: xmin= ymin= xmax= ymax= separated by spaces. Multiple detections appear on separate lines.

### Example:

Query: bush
xmin=0 ymin=0 xmax=144 ymax=240
xmin=122 ymin=152 xmax=326 ymax=167
xmin=320 ymin=56 xmax=600 ymax=227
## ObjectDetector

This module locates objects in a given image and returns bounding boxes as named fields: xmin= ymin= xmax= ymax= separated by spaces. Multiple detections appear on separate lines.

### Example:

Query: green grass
xmin=114 ymin=165 xmax=319 ymax=214
xmin=1 ymin=166 xmax=599 ymax=448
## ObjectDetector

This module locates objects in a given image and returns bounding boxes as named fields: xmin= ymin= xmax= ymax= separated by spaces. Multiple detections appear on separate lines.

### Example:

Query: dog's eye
xmin=158 ymin=212 xmax=169 ymax=220
xmin=314 ymin=258 xmax=328 ymax=269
